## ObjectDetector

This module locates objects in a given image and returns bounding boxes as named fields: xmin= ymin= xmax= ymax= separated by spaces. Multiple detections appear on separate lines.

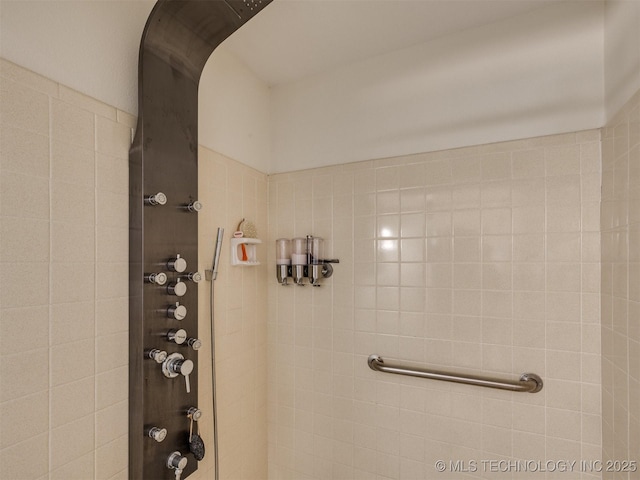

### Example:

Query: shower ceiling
xmin=223 ymin=0 xmax=579 ymax=85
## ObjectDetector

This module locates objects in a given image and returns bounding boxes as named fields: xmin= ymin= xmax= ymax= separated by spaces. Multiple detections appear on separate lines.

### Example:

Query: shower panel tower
xmin=129 ymin=1 xmax=271 ymax=478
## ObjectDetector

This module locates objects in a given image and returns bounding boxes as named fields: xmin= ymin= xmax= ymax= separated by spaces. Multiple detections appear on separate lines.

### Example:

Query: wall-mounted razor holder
xmin=230 ymin=238 xmax=261 ymax=266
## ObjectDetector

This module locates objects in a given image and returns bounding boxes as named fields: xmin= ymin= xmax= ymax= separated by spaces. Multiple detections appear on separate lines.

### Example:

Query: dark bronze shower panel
xmin=129 ymin=1 xmax=271 ymax=479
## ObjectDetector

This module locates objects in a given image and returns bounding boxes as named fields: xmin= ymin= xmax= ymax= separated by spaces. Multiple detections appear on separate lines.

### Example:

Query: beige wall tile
xmin=96 ymin=332 xmax=128 ymax=374
xmin=51 ymin=377 xmax=95 ymax=429
xmin=96 ymin=366 xmax=128 ymax=410
xmin=268 ymin=127 xmax=606 ymax=480
xmin=0 ymin=59 xmax=58 ymax=96
xmin=51 ymin=140 xmax=95 ymax=187
xmin=51 ymin=98 xmax=95 ymax=149
xmin=0 ymin=391 xmax=49 ymax=448
xmin=0 ymin=216 xmax=49 ymax=263
xmin=0 ymin=125 xmax=49 ymax=177
xmin=0 ymin=348 xmax=48 ymax=402
xmin=58 ymin=84 xmax=116 ymax=120
xmin=0 ymin=306 xmax=49 ymax=355
xmin=97 ymin=153 xmax=128 ymax=195
xmin=96 ymin=226 xmax=128 ymax=263
xmin=0 ymin=66 xmax=132 ymax=480
xmin=601 ymin=87 xmax=640 ymax=465
xmin=0 ymin=433 xmax=48 ymax=479
xmin=96 ymin=262 xmax=128 ymax=300
xmin=96 ymin=191 xmax=128 ymax=228
xmin=50 ymin=452 xmax=94 ymax=480
xmin=51 ymin=181 xmax=95 ymax=225
xmin=0 ymin=171 xmax=49 ymax=219
xmin=50 ymin=301 xmax=95 ymax=346
xmin=96 ymin=116 xmax=131 ymax=158
xmin=0 ymin=262 xmax=49 ymax=308
xmin=51 ymin=262 xmax=95 ymax=304
xmin=50 ymin=338 xmax=95 ymax=387
xmin=51 ymin=221 xmax=95 ymax=263
xmin=95 ymin=400 xmax=127 ymax=447
xmin=0 ymin=77 xmax=49 ymax=135
xmin=96 ymin=298 xmax=128 ymax=337
xmin=50 ymin=415 xmax=95 ymax=470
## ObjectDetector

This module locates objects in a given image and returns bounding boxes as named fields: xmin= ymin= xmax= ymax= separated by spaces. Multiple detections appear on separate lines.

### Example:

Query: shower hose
xmin=209 ymin=227 xmax=224 ymax=480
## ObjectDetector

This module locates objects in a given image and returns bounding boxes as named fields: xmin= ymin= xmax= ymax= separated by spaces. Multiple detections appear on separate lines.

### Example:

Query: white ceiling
xmin=222 ymin=0 xmax=571 ymax=86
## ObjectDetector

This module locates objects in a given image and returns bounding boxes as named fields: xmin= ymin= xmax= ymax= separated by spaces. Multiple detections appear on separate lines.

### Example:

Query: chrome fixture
xmin=276 ymin=236 xmax=339 ymax=286
xmin=167 ymin=302 xmax=187 ymax=320
xmin=368 ymin=354 xmax=543 ymax=393
xmin=144 ymin=272 xmax=167 ymax=285
xmin=187 ymin=407 xmax=202 ymax=421
xmin=167 ymin=329 xmax=188 ymax=345
xmin=167 ymin=279 xmax=187 ymax=297
xmin=186 ymin=337 xmax=202 ymax=351
xmin=186 ymin=201 xmax=203 ymax=212
xmin=184 ymin=271 xmax=202 ymax=283
xmin=167 ymin=451 xmax=188 ymax=480
xmin=147 ymin=427 xmax=167 ymax=443
xmin=145 ymin=192 xmax=167 ymax=206
xmin=147 ymin=349 xmax=167 ymax=364
xmin=167 ymin=329 xmax=202 ymax=350
xmin=167 ymin=254 xmax=187 ymax=273
xmin=162 ymin=353 xmax=194 ymax=393
xmin=206 ymin=228 xmax=225 ymax=281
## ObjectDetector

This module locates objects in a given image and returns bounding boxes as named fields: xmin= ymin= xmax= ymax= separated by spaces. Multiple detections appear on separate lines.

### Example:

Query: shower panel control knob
xmin=145 ymin=272 xmax=167 ymax=286
xmin=187 ymin=337 xmax=202 ymax=351
xmin=187 ymin=201 xmax=203 ymax=212
xmin=167 ymin=451 xmax=188 ymax=472
xmin=162 ymin=353 xmax=193 ymax=393
xmin=187 ymin=407 xmax=202 ymax=421
xmin=167 ymin=280 xmax=187 ymax=297
xmin=167 ymin=329 xmax=187 ymax=345
xmin=145 ymin=192 xmax=167 ymax=206
xmin=167 ymin=302 xmax=187 ymax=320
xmin=167 ymin=255 xmax=187 ymax=273
xmin=147 ymin=427 xmax=167 ymax=443
xmin=185 ymin=272 xmax=202 ymax=283
xmin=147 ymin=349 xmax=167 ymax=364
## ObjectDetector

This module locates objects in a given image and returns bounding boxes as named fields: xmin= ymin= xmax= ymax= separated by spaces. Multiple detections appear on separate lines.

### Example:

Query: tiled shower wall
xmin=195 ymin=146 xmax=269 ymax=480
xmin=267 ymin=131 xmax=603 ymax=479
xmin=0 ymin=59 xmax=269 ymax=480
xmin=0 ymin=59 xmax=131 ymax=479
xmin=601 ymin=89 xmax=640 ymax=476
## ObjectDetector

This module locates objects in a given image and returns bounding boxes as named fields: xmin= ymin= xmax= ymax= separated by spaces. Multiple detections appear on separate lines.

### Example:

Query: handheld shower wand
xmin=211 ymin=228 xmax=224 ymax=280
xmin=206 ymin=228 xmax=224 ymax=281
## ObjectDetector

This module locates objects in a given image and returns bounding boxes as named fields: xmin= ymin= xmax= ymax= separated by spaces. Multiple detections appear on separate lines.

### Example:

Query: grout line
xmin=47 ymin=89 xmax=54 ymax=480
xmin=93 ymin=112 xmax=99 ymax=480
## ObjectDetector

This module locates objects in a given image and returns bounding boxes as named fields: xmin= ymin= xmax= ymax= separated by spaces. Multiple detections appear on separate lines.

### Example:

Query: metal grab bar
xmin=367 ymin=354 xmax=543 ymax=393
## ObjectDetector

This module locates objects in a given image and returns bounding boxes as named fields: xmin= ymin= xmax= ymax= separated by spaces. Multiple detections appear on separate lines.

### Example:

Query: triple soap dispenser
xmin=276 ymin=235 xmax=339 ymax=286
